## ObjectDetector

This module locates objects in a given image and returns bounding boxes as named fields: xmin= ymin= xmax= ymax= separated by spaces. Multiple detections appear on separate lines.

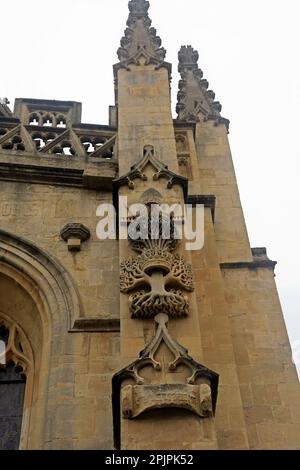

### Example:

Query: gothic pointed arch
xmin=0 ymin=229 xmax=83 ymax=448
xmin=0 ymin=228 xmax=83 ymax=330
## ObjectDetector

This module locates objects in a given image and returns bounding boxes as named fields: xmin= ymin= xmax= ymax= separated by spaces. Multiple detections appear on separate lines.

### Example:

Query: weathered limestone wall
xmin=117 ymin=66 xmax=178 ymax=174
xmin=194 ymin=121 xmax=252 ymax=263
xmin=223 ymin=267 xmax=300 ymax=449
xmin=0 ymin=180 xmax=119 ymax=320
xmin=192 ymin=117 xmax=300 ymax=449
xmin=192 ymin=209 xmax=249 ymax=449
xmin=44 ymin=330 xmax=120 ymax=450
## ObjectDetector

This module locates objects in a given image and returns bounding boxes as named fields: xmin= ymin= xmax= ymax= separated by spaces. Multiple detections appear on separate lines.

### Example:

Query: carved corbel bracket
xmin=60 ymin=223 xmax=90 ymax=252
xmin=121 ymin=383 xmax=213 ymax=419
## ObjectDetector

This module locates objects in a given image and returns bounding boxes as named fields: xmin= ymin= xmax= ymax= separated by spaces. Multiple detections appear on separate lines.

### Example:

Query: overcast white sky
xmin=1 ymin=0 xmax=299 ymax=373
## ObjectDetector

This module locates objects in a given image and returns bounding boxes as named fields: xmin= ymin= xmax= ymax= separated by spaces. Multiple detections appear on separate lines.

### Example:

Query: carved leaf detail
xmin=120 ymin=246 xmax=194 ymax=318
xmin=120 ymin=257 xmax=149 ymax=293
xmin=167 ymin=254 xmax=194 ymax=292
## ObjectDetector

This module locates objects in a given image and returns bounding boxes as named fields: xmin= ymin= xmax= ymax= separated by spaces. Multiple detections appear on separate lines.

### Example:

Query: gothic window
xmin=80 ymin=136 xmax=113 ymax=158
xmin=0 ymin=325 xmax=26 ymax=450
xmin=93 ymin=137 xmax=113 ymax=160
xmin=2 ymin=135 xmax=25 ymax=152
xmin=94 ymin=137 xmax=107 ymax=149
xmin=32 ymin=132 xmax=45 ymax=149
xmin=42 ymin=114 xmax=54 ymax=127
xmin=80 ymin=137 xmax=95 ymax=154
xmin=32 ymin=132 xmax=56 ymax=149
xmin=62 ymin=144 xmax=74 ymax=156
xmin=29 ymin=113 xmax=40 ymax=126
xmin=52 ymin=140 xmax=75 ymax=156
xmin=56 ymin=115 xmax=66 ymax=128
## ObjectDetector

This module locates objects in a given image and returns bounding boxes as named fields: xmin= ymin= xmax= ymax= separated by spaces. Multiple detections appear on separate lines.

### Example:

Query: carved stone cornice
xmin=70 ymin=318 xmax=120 ymax=333
xmin=0 ymin=160 xmax=117 ymax=190
xmin=114 ymin=0 xmax=171 ymax=77
xmin=220 ymin=248 xmax=277 ymax=272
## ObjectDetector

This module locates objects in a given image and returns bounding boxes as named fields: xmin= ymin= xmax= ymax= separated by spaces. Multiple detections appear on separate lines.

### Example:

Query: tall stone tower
xmin=0 ymin=0 xmax=299 ymax=450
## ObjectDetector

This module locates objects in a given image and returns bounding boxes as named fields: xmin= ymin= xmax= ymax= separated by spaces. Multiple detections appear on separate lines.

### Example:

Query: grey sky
xmin=1 ymin=0 xmax=299 ymax=373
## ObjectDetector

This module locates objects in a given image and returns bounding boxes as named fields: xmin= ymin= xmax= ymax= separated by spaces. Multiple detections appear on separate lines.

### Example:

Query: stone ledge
xmin=220 ymin=260 xmax=277 ymax=270
xmin=221 ymin=247 xmax=277 ymax=271
xmin=70 ymin=318 xmax=120 ymax=333
xmin=0 ymin=160 xmax=117 ymax=190
xmin=187 ymin=194 xmax=216 ymax=222
xmin=0 ymin=161 xmax=83 ymax=187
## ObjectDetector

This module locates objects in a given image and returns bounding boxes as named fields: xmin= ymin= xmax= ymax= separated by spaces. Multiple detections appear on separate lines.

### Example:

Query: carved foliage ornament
xmin=129 ymin=0 xmax=150 ymax=17
xmin=120 ymin=214 xmax=194 ymax=319
xmin=117 ymin=0 xmax=166 ymax=67
xmin=176 ymin=45 xmax=225 ymax=125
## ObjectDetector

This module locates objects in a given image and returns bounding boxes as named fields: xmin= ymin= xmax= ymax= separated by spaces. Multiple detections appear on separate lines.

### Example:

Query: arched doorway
xmin=0 ymin=229 xmax=82 ymax=449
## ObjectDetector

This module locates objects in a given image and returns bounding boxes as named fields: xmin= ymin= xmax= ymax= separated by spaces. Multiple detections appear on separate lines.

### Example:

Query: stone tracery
xmin=0 ymin=318 xmax=32 ymax=374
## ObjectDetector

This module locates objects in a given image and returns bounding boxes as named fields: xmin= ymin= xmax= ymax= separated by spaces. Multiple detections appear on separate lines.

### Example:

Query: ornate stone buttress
xmin=112 ymin=144 xmax=219 ymax=449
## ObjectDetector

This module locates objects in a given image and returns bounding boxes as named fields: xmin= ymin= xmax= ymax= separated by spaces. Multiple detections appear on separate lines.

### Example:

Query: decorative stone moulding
xmin=60 ymin=223 xmax=90 ymax=252
xmin=113 ymin=145 xmax=188 ymax=204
